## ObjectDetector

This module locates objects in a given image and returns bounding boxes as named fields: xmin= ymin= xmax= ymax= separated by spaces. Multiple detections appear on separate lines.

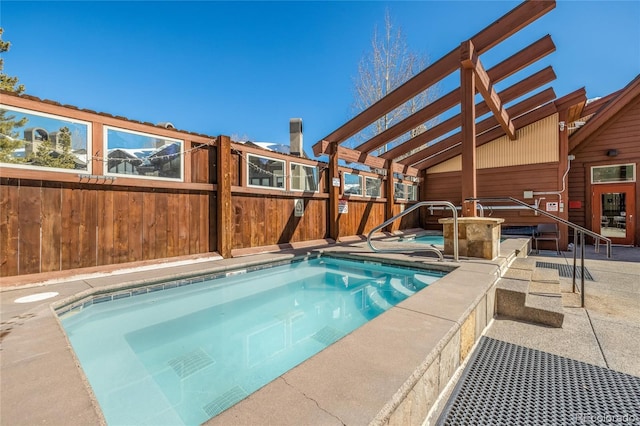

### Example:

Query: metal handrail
xmin=366 ymin=201 xmax=459 ymax=262
xmin=427 ymin=202 xmax=485 ymax=217
xmin=467 ymin=196 xmax=612 ymax=307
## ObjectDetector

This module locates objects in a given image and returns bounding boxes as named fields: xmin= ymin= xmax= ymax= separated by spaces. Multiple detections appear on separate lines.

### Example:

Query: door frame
xmin=592 ymin=182 xmax=635 ymax=245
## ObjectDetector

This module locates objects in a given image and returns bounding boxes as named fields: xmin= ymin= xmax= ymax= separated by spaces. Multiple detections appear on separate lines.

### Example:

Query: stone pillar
xmin=439 ymin=217 xmax=504 ymax=260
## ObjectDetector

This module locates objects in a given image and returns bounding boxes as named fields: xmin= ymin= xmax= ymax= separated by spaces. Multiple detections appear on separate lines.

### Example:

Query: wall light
xmin=606 ymin=149 xmax=618 ymax=157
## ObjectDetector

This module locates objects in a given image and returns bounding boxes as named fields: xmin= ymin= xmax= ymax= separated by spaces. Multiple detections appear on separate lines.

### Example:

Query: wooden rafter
xmin=311 ymin=0 xmax=556 ymax=156
xmin=415 ymin=101 xmax=559 ymax=170
xmin=315 ymin=141 xmax=419 ymax=176
xmin=461 ymin=40 xmax=516 ymax=140
xmin=350 ymin=35 xmax=556 ymax=156
xmin=380 ymin=68 xmax=556 ymax=161
xmin=399 ymin=88 xmax=557 ymax=167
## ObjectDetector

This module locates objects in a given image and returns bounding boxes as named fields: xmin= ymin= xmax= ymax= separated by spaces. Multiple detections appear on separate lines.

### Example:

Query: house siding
xmin=569 ymin=95 xmax=640 ymax=245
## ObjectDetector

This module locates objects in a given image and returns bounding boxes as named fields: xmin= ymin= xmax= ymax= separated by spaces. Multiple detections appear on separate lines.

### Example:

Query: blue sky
xmin=2 ymin=1 xmax=639 ymax=158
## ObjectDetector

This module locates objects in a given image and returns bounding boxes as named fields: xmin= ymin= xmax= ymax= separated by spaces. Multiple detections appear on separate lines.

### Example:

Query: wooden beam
xmin=385 ymin=161 xmax=396 ymax=232
xmin=399 ymin=88 xmax=556 ymax=167
xmin=580 ymin=89 xmax=622 ymax=117
xmin=350 ymin=35 xmax=556 ymax=157
xmin=381 ymin=69 xmax=556 ymax=161
xmin=328 ymin=142 xmax=340 ymax=241
xmin=311 ymin=0 xmax=556 ymax=155
xmin=461 ymin=40 xmax=516 ymax=140
xmin=460 ymin=57 xmax=477 ymax=217
xmin=316 ymin=140 xmax=419 ymax=176
xmin=216 ymin=135 xmax=233 ymax=258
xmin=416 ymin=101 xmax=558 ymax=170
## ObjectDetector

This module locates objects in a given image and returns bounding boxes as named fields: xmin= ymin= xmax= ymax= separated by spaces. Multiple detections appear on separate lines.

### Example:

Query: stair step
xmin=495 ymin=264 xmax=564 ymax=328
xmin=528 ymin=280 xmax=561 ymax=296
xmin=524 ymin=293 xmax=564 ymax=327
xmin=509 ymin=257 xmax=535 ymax=271
xmin=531 ymin=267 xmax=560 ymax=283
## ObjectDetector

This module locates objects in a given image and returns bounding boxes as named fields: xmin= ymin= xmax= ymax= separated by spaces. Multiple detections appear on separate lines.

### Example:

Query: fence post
xmin=385 ymin=161 xmax=395 ymax=232
xmin=216 ymin=135 xmax=233 ymax=258
xmin=328 ymin=141 xmax=340 ymax=242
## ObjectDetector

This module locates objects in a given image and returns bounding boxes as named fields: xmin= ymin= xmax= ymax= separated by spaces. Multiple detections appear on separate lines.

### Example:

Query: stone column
xmin=439 ymin=217 xmax=505 ymax=260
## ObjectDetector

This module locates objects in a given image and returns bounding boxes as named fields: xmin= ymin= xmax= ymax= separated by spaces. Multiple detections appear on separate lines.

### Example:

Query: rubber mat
xmin=437 ymin=337 xmax=640 ymax=425
xmin=536 ymin=261 xmax=594 ymax=281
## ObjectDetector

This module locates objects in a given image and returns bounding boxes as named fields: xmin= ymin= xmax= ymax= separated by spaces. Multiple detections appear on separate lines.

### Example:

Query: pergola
xmin=311 ymin=0 xmax=587 ymax=241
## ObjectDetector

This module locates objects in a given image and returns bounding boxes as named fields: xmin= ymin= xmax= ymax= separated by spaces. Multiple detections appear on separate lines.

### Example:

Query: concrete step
xmin=496 ymin=265 xmax=564 ymax=328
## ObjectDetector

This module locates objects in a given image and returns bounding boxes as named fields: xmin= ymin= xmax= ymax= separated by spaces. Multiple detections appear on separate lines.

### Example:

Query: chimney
xmin=289 ymin=118 xmax=303 ymax=157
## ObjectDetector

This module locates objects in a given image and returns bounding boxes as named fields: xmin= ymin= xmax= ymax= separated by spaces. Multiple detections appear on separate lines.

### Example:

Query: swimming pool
xmin=59 ymin=256 xmax=445 ymax=425
xmin=413 ymin=235 xmax=445 ymax=245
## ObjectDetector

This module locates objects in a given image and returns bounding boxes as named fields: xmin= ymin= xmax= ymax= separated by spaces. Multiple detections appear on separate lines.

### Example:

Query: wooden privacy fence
xmin=0 ymin=92 xmax=421 ymax=278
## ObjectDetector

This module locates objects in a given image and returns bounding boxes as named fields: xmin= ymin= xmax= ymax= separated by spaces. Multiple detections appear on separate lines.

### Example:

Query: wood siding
xmin=338 ymin=199 xmax=386 ymax=238
xmin=231 ymin=195 xmax=327 ymax=248
xmin=569 ymin=96 xmax=640 ymax=243
xmin=423 ymin=163 xmax=561 ymax=227
xmin=0 ymin=178 xmax=212 ymax=277
xmin=0 ymin=93 xmax=423 ymax=278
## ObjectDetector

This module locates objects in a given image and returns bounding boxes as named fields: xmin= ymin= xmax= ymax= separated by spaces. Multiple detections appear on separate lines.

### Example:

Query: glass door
xmin=593 ymin=183 xmax=635 ymax=245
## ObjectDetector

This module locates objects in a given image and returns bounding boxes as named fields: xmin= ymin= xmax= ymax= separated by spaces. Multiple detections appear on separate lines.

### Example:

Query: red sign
xmin=569 ymin=201 xmax=582 ymax=209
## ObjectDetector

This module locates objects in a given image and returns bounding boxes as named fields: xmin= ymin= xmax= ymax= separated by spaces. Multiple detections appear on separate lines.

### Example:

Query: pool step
xmin=496 ymin=259 xmax=564 ymax=328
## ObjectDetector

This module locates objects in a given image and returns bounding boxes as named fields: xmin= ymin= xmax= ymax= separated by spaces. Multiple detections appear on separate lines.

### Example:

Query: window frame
xmin=364 ymin=176 xmax=381 ymax=198
xmin=289 ymin=161 xmax=319 ymax=192
xmin=0 ymin=104 xmax=92 ymax=174
xmin=591 ymin=163 xmax=636 ymax=184
xmin=246 ymin=153 xmax=286 ymax=190
xmin=407 ymin=184 xmax=418 ymax=201
xmin=343 ymin=172 xmax=363 ymax=196
xmin=104 ymin=125 xmax=184 ymax=181
xmin=394 ymin=182 xmax=407 ymax=200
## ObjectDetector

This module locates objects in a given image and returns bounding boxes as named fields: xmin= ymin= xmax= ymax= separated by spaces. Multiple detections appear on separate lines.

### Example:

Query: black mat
xmin=437 ymin=337 xmax=640 ymax=425
xmin=536 ymin=261 xmax=595 ymax=281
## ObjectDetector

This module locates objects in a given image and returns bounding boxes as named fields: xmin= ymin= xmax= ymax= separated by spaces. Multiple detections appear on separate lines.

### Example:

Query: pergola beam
xmin=343 ymin=35 xmax=556 ymax=157
xmin=461 ymin=40 xmax=516 ymax=140
xmin=315 ymin=141 xmax=419 ymax=176
xmin=399 ymin=87 xmax=557 ymax=167
xmin=415 ymin=101 xmax=559 ymax=170
xmin=311 ymin=0 xmax=556 ymax=156
xmin=381 ymin=67 xmax=556 ymax=161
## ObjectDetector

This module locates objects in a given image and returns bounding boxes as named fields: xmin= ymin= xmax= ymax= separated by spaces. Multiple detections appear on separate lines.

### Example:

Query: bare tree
xmin=350 ymin=10 xmax=437 ymax=154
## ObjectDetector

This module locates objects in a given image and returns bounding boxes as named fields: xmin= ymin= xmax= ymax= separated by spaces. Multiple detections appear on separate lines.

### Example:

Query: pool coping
xmin=0 ymin=236 xmax=530 ymax=425
xmin=206 ymin=237 xmax=530 ymax=425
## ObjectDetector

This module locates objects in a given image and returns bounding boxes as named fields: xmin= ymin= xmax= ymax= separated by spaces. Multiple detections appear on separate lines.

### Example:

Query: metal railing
xmin=426 ymin=202 xmax=485 ymax=217
xmin=366 ymin=201 xmax=459 ymax=262
xmin=467 ymin=197 xmax=612 ymax=307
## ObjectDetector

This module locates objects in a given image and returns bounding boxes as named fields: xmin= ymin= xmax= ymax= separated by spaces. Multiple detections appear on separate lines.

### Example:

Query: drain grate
xmin=536 ymin=261 xmax=594 ymax=281
xmin=168 ymin=348 xmax=214 ymax=379
xmin=437 ymin=337 xmax=640 ymax=425
xmin=312 ymin=326 xmax=345 ymax=346
xmin=203 ymin=386 xmax=248 ymax=418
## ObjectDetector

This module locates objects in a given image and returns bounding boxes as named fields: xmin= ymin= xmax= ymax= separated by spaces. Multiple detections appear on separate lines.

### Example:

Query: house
xmin=568 ymin=74 xmax=640 ymax=246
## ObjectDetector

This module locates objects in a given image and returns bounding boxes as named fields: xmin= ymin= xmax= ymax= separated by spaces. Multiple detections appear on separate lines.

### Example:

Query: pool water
xmin=60 ymin=257 xmax=445 ymax=425
xmin=414 ymin=235 xmax=445 ymax=245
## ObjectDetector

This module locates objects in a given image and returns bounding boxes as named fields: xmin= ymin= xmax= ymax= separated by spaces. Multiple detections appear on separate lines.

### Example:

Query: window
xmin=105 ymin=126 xmax=183 ymax=180
xmin=247 ymin=154 xmax=285 ymax=189
xmin=407 ymin=185 xmax=418 ymax=201
xmin=290 ymin=162 xmax=318 ymax=192
xmin=365 ymin=176 xmax=381 ymax=197
xmin=343 ymin=173 xmax=362 ymax=196
xmin=0 ymin=105 xmax=90 ymax=172
xmin=394 ymin=182 xmax=406 ymax=200
xmin=591 ymin=164 xmax=635 ymax=184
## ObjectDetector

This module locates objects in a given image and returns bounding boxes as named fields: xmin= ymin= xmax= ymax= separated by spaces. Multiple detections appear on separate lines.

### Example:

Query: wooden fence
xmin=0 ymin=92 xmax=420 ymax=278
